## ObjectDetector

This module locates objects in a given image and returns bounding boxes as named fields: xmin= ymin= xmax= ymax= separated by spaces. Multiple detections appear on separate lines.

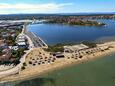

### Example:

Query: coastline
xmin=0 ymin=42 xmax=115 ymax=83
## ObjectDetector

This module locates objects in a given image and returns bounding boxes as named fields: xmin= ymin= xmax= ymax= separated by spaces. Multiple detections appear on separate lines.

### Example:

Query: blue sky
xmin=0 ymin=0 xmax=115 ymax=14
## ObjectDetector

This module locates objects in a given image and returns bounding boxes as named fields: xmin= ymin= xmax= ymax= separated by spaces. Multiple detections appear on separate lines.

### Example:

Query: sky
xmin=0 ymin=0 xmax=115 ymax=14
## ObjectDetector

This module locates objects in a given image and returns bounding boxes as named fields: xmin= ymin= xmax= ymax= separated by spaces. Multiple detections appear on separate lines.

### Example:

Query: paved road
xmin=23 ymin=25 xmax=48 ymax=48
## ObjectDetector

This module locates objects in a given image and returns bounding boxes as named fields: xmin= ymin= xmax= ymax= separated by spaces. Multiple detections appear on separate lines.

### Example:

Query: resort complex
xmin=1 ymin=0 xmax=115 ymax=85
xmin=0 ymin=16 xmax=115 ymax=84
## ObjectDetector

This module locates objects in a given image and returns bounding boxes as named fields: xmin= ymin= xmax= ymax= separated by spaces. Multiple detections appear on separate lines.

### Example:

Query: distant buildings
xmin=0 ymin=29 xmax=17 ymax=39
xmin=0 ymin=40 xmax=11 ymax=61
xmin=0 ymin=21 xmax=28 ymax=64
xmin=0 ymin=49 xmax=11 ymax=61
xmin=0 ymin=40 xmax=8 ymax=49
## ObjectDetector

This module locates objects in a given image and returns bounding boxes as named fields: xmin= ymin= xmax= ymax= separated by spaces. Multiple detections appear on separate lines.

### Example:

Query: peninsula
xmin=0 ymin=20 xmax=115 ymax=83
xmin=0 ymin=18 xmax=114 ymax=84
xmin=46 ymin=19 xmax=106 ymax=26
xmin=1 ymin=0 xmax=115 ymax=85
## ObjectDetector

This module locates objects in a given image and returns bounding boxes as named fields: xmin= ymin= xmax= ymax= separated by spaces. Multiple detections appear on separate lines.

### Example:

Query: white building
xmin=16 ymin=34 xmax=28 ymax=49
xmin=64 ymin=44 xmax=89 ymax=53
xmin=9 ymin=46 xmax=19 ymax=51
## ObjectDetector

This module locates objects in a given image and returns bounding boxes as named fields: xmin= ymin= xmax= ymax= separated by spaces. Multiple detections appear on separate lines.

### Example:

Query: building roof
xmin=0 ymin=40 xmax=4 ymax=45
xmin=18 ymin=38 xmax=25 ymax=42
xmin=9 ymin=46 xmax=19 ymax=51
xmin=64 ymin=44 xmax=88 ymax=51
xmin=0 ymin=49 xmax=11 ymax=61
xmin=18 ymin=42 xmax=26 ymax=46
xmin=18 ymin=34 xmax=26 ymax=39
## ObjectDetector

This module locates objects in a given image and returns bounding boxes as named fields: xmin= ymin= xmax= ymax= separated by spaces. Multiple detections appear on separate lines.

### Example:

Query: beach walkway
xmin=23 ymin=24 xmax=48 ymax=48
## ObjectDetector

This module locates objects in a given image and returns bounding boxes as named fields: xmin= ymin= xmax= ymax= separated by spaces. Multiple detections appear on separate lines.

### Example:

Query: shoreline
xmin=0 ymin=42 xmax=115 ymax=83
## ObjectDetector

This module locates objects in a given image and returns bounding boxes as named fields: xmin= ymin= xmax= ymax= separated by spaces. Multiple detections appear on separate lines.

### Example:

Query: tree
xmin=0 ymin=49 xmax=3 ymax=56
xmin=82 ymin=41 xmax=97 ymax=48
xmin=11 ymin=50 xmax=18 ymax=58
xmin=18 ymin=48 xmax=25 ymax=55
xmin=21 ymin=66 xmax=26 ymax=70
xmin=23 ymin=62 xmax=27 ymax=66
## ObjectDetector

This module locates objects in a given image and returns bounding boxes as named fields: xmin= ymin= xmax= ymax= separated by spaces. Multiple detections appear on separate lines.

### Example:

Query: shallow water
xmin=14 ymin=53 xmax=115 ymax=86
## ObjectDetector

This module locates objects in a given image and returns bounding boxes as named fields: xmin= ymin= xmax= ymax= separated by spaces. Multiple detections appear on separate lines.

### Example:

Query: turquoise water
xmin=28 ymin=19 xmax=115 ymax=45
xmin=14 ymin=53 xmax=115 ymax=86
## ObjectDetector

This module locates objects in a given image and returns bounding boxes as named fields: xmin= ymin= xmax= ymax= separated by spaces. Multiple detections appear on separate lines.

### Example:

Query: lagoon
xmin=28 ymin=19 xmax=115 ymax=45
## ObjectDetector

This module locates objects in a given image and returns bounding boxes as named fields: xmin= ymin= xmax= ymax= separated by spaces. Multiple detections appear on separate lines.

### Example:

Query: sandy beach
xmin=0 ymin=42 xmax=115 ymax=83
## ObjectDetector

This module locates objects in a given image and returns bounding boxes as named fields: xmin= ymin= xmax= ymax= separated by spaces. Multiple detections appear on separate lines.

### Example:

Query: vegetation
xmin=23 ymin=62 xmax=27 ymax=66
xmin=11 ymin=48 xmax=25 ymax=58
xmin=0 ymin=60 xmax=20 ymax=65
xmin=0 ymin=14 xmax=115 ymax=20
xmin=0 ymin=48 xmax=24 ymax=65
xmin=5 ymin=36 xmax=16 ymax=46
xmin=29 ymin=61 xmax=32 ymax=64
xmin=0 ymin=49 xmax=3 ymax=56
xmin=82 ymin=41 xmax=97 ymax=48
xmin=47 ymin=19 xmax=106 ymax=26
xmin=44 ymin=46 xmax=64 ymax=52
xmin=69 ymin=20 xmax=106 ymax=26
xmin=21 ymin=66 xmax=26 ymax=70
xmin=44 ymin=43 xmax=79 ymax=52
xmin=0 ymin=48 xmax=25 ymax=65
xmin=0 ymin=27 xmax=24 ymax=65
xmin=44 ymin=41 xmax=97 ymax=52
xmin=44 ymin=44 xmax=65 ymax=52
xmin=0 ymin=27 xmax=22 ymax=46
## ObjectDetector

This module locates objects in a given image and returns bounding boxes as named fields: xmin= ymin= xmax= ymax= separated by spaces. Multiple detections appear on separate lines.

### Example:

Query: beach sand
xmin=0 ymin=42 xmax=115 ymax=83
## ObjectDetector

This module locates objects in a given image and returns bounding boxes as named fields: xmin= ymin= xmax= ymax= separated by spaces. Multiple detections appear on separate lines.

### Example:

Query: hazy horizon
xmin=0 ymin=12 xmax=115 ymax=16
xmin=0 ymin=0 xmax=115 ymax=14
